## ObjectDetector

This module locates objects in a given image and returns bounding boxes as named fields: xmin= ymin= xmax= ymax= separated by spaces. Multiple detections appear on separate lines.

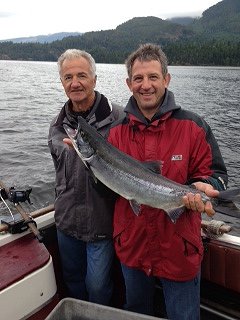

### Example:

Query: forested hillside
xmin=0 ymin=0 xmax=239 ymax=66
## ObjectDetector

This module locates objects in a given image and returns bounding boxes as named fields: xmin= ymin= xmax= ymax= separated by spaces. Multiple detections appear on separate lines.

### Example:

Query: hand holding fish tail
xmin=182 ymin=182 xmax=219 ymax=217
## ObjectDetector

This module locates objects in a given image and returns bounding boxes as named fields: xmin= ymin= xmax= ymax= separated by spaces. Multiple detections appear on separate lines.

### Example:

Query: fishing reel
xmin=0 ymin=187 xmax=32 ymax=204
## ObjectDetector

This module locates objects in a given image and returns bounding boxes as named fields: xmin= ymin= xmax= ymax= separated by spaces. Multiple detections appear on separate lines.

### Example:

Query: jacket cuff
xmin=187 ymin=177 xmax=226 ymax=191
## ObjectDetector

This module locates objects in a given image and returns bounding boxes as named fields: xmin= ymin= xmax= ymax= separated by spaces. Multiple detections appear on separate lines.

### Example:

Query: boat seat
xmin=0 ymin=233 xmax=50 ymax=290
xmin=201 ymin=240 xmax=240 ymax=293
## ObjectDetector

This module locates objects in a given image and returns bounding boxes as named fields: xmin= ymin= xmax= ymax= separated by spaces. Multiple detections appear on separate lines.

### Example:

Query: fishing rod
xmin=0 ymin=180 xmax=43 ymax=242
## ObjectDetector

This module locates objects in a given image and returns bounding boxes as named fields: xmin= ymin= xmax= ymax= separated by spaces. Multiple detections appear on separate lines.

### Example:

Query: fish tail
xmin=218 ymin=188 xmax=240 ymax=201
xmin=213 ymin=188 xmax=240 ymax=218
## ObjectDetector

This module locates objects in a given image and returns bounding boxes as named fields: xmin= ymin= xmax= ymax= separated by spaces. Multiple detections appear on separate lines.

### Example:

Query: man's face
xmin=126 ymin=59 xmax=170 ymax=119
xmin=60 ymin=57 xmax=96 ymax=111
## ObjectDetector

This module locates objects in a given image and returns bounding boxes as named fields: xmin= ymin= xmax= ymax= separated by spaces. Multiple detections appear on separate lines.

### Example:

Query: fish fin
xmin=129 ymin=200 xmax=141 ymax=216
xmin=167 ymin=206 xmax=186 ymax=223
xmin=142 ymin=161 xmax=163 ymax=174
xmin=214 ymin=188 xmax=240 ymax=218
xmin=214 ymin=202 xmax=240 ymax=218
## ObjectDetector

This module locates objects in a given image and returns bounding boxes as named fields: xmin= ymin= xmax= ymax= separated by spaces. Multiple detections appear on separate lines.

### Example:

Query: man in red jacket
xmin=108 ymin=43 xmax=227 ymax=319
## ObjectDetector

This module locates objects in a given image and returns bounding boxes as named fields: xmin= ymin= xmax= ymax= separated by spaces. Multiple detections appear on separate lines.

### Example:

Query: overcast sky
xmin=0 ymin=0 xmax=221 ymax=40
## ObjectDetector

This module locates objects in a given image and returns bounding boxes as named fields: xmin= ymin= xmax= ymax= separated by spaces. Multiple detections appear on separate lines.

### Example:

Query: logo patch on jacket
xmin=171 ymin=155 xmax=182 ymax=161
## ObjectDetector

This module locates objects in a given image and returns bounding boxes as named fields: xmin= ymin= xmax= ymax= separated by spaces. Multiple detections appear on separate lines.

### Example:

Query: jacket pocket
xmin=183 ymin=238 xmax=199 ymax=256
xmin=113 ymin=225 xmax=128 ymax=247
xmin=177 ymin=231 xmax=203 ymax=257
xmin=113 ymin=216 xmax=135 ymax=249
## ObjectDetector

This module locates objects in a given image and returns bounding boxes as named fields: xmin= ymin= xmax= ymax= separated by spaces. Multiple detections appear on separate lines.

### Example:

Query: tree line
xmin=0 ymin=38 xmax=239 ymax=66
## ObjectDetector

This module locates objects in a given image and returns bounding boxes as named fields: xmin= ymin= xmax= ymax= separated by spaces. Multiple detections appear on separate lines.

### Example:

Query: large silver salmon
xmin=64 ymin=117 xmax=240 ymax=222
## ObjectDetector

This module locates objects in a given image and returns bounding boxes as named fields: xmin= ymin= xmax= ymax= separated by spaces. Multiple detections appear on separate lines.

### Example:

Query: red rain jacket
xmin=108 ymin=90 xmax=227 ymax=281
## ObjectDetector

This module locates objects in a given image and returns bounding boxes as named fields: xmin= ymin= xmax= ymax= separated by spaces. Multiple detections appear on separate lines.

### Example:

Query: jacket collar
xmin=53 ymin=91 xmax=113 ymax=129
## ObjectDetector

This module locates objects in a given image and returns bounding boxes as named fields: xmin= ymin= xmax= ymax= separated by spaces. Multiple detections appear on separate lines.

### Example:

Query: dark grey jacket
xmin=48 ymin=91 xmax=124 ymax=241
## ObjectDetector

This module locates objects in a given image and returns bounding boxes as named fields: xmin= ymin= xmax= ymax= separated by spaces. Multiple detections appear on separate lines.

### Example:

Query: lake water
xmin=0 ymin=61 xmax=239 ymax=234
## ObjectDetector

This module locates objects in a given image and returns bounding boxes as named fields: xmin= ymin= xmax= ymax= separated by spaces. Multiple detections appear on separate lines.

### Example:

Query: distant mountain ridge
xmin=0 ymin=0 xmax=239 ymax=66
xmin=1 ymin=0 xmax=239 ymax=44
xmin=0 ymin=32 xmax=82 ymax=43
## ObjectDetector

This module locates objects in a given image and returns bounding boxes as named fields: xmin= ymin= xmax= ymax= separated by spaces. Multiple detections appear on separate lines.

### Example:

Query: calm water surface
xmin=0 ymin=61 xmax=239 ymax=234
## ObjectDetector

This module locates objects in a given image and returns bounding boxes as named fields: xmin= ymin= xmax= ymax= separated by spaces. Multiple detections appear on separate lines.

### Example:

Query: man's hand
xmin=63 ymin=138 xmax=73 ymax=147
xmin=182 ymin=182 xmax=219 ymax=217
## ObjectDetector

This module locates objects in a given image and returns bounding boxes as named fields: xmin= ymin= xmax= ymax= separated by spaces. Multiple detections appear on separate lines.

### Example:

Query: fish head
xmin=63 ymin=123 xmax=94 ymax=162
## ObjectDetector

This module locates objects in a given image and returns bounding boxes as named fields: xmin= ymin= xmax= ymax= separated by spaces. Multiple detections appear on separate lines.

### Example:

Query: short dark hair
xmin=125 ymin=43 xmax=168 ymax=79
